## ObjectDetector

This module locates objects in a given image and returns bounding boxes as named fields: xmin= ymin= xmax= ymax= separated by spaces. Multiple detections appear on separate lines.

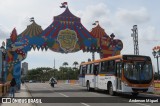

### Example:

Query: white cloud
xmin=139 ymin=26 xmax=160 ymax=40
xmin=76 ymin=3 xmax=111 ymax=30
xmin=0 ymin=25 xmax=9 ymax=45
xmin=115 ymin=7 xmax=150 ymax=25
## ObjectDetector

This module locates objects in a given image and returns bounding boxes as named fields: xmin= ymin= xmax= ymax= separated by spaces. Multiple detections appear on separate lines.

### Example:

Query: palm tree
xmin=63 ymin=62 xmax=68 ymax=67
xmin=62 ymin=62 xmax=68 ymax=80
xmin=73 ymin=61 xmax=79 ymax=70
xmin=73 ymin=61 xmax=78 ymax=67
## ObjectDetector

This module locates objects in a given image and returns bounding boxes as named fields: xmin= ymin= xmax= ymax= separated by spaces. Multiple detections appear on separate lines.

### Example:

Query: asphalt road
xmin=25 ymin=83 xmax=160 ymax=106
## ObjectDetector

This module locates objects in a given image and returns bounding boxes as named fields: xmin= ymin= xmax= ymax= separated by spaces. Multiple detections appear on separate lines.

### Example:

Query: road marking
xmin=81 ymin=102 xmax=90 ymax=106
xmin=136 ymin=103 xmax=150 ymax=106
xmin=59 ymin=93 xmax=69 ymax=97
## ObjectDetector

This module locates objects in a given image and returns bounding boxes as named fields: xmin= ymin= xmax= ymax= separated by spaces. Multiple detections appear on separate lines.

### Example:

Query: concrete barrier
xmin=6 ymin=82 xmax=10 ymax=92
xmin=154 ymin=80 xmax=160 ymax=92
xmin=3 ymin=84 xmax=6 ymax=96
xmin=0 ymin=82 xmax=11 ymax=96
xmin=57 ymin=80 xmax=79 ymax=85
xmin=0 ymin=84 xmax=3 ymax=96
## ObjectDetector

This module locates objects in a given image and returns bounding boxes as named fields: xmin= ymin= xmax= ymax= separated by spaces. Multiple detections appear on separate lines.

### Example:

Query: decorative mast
xmin=60 ymin=2 xmax=68 ymax=8
xmin=10 ymin=28 xmax=17 ymax=43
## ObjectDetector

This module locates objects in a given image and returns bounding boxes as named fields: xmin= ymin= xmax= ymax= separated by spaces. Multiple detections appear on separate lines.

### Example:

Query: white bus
xmin=79 ymin=55 xmax=154 ymax=96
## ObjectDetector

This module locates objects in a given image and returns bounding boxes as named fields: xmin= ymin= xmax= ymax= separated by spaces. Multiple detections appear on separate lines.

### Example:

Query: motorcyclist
xmin=49 ymin=77 xmax=57 ymax=87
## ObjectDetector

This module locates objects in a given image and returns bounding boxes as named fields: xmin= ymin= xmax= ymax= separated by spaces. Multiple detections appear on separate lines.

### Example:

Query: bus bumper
xmin=122 ymin=84 xmax=154 ymax=93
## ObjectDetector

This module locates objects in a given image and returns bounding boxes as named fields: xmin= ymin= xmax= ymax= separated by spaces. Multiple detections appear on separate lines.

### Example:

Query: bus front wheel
xmin=108 ymin=83 xmax=115 ymax=96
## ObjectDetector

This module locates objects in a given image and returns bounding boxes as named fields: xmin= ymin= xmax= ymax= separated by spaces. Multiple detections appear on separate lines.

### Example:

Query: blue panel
xmin=13 ymin=62 xmax=21 ymax=89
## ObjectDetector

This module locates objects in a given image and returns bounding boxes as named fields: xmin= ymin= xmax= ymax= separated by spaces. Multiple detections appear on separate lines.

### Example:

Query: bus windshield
xmin=124 ymin=61 xmax=153 ymax=84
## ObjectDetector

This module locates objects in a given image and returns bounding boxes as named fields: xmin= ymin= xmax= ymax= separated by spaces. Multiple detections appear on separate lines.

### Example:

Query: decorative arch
xmin=4 ymin=5 xmax=123 ymax=88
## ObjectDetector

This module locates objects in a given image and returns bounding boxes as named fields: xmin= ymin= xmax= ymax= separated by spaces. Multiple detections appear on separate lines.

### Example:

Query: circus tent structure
xmin=90 ymin=23 xmax=123 ymax=58
xmin=40 ymin=7 xmax=97 ymax=53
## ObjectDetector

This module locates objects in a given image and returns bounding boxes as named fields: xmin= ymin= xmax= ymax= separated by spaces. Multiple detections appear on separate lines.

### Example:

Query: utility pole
xmin=53 ymin=59 xmax=55 ymax=77
xmin=131 ymin=25 xmax=139 ymax=55
xmin=54 ymin=59 xmax=55 ymax=69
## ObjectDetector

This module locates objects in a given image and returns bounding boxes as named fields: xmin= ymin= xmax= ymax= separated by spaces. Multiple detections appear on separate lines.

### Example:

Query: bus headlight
xmin=150 ymin=84 xmax=153 ymax=87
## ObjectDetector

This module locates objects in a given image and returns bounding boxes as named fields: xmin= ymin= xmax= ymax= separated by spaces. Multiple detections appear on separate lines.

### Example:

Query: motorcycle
xmin=50 ymin=82 xmax=55 ymax=87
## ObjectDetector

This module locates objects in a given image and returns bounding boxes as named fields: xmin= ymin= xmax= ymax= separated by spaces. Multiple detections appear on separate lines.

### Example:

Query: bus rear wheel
xmin=108 ymin=83 xmax=115 ymax=96
xmin=87 ymin=82 xmax=91 ymax=91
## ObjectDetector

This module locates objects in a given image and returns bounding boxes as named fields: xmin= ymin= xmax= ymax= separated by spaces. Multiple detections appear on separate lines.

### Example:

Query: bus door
xmin=116 ymin=62 xmax=122 ymax=90
xmin=94 ymin=63 xmax=99 ymax=88
xmin=79 ymin=65 xmax=86 ymax=86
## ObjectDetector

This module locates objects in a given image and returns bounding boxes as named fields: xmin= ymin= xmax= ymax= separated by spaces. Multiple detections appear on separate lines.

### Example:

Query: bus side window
xmin=116 ymin=62 xmax=122 ymax=78
xmin=91 ymin=64 xmax=94 ymax=74
xmin=87 ymin=64 xmax=91 ymax=74
xmin=108 ymin=60 xmax=115 ymax=73
xmin=80 ymin=66 xmax=82 ymax=74
xmin=94 ymin=64 xmax=99 ymax=75
xmin=89 ymin=64 xmax=92 ymax=74
xmin=82 ymin=65 xmax=86 ymax=76
xmin=100 ymin=61 xmax=108 ymax=73
xmin=101 ymin=62 xmax=105 ymax=72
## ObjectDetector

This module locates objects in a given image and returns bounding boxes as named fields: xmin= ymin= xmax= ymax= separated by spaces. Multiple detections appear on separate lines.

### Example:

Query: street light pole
xmin=156 ymin=57 xmax=160 ymax=78
xmin=0 ymin=41 xmax=6 ymax=84
xmin=152 ymin=46 xmax=160 ymax=79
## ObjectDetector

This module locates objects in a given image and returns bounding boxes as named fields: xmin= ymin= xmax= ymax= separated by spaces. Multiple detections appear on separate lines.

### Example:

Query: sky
xmin=0 ymin=0 xmax=160 ymax=71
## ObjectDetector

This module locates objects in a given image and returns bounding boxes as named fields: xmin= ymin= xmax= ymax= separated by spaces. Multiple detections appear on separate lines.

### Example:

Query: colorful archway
xmin=4 ymin=5 xmax=123 ymax=88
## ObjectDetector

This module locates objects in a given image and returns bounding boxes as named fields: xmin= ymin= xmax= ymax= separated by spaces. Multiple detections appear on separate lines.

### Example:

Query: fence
xmin=0 ymin=82 xmax=10 ymax=97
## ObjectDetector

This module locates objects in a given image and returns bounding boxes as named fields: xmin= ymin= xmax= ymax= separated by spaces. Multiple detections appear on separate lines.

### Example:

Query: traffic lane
xmin=26 ymin=83 xmax=103 ymax=97
xmin=26 ymin=83 xmax=160 ymax=99
xmin=25 ymin=83 xmax=159 ymax=106
xmin=53 ymin=84 xmax=160 ymax=106
xmin=51 ymin=83 xmax=160 ymax=98
xmin=26 ymin=83 xmax=65 ymax=97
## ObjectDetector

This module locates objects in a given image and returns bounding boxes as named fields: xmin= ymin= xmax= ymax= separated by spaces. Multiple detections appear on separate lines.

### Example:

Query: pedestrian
xmin=10 ymin=78 xmax=16 ymax=98
xmin=21 ymin=79 xmax=24 ymax=85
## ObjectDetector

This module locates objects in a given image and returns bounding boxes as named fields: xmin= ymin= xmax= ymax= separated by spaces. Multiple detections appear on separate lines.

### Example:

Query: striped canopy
xmin=40 ymin=7 xmax=97 ymax=53
xmin=20 ymin=21 xmax=43 ymax=37
xmin=90 ymin=24 xmax=107 ymax=38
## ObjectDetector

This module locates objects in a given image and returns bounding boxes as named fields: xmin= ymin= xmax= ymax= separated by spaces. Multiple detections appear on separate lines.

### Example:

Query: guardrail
xmin=0 ymin=82 xmax=11 ymax=97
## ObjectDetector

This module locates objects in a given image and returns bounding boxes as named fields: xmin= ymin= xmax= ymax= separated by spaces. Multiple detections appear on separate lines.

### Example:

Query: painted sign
xmin=57 ymin=29 xmax=78 ymax=52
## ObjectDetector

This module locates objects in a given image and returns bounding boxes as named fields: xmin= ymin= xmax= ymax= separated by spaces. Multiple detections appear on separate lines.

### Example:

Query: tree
xmin=73 ymin=61 xmax=79 ymax=69
xmin=62 ymin=62 xmax=69 ymax=80
xmin=154 ymin=72 xmax=160 ymax=80
xmin=63 ymin=62 xmax=68 ymax=67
